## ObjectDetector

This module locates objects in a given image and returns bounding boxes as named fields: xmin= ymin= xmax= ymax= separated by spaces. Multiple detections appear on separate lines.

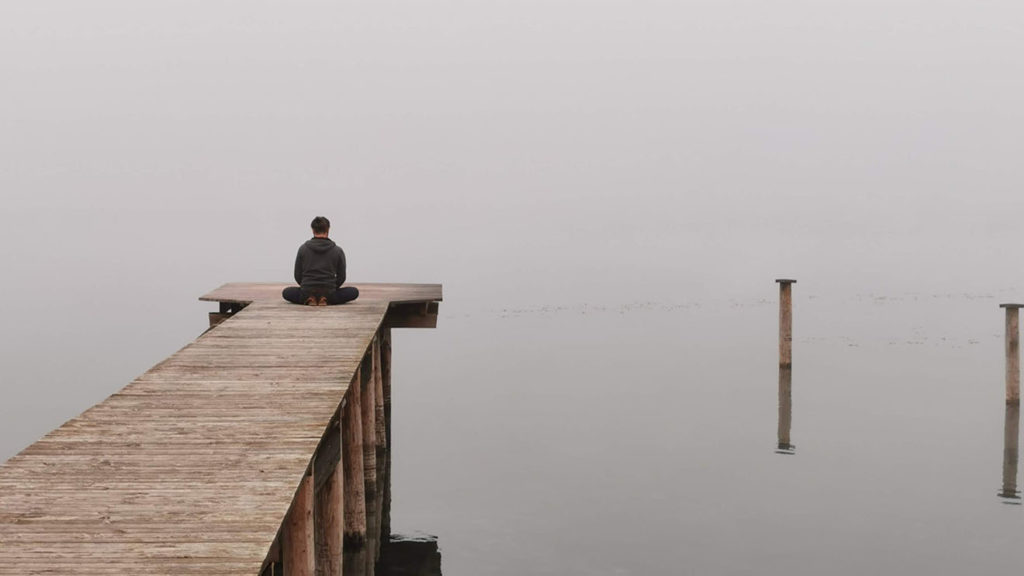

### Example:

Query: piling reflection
xmin=777 ymin=367 xmax=795 ymax=455
xmin=999 ymin=405 xmax=1020 ymax=504
xmin=316 ymin=443 xmax=440 ymax=576
xmin=261 ymin=533 xmax=442 ymax=576
xmin=378 ymin=534 xmax=443 ymax=576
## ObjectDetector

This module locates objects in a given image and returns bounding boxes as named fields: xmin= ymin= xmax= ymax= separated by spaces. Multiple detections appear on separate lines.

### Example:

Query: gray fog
xmin=2 ymin=1 xmax=1023 ymax=573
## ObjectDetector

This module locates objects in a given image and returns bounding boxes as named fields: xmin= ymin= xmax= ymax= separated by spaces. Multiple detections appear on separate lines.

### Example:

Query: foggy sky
xmin=2 ymin=0 xmax=1023 ymax=457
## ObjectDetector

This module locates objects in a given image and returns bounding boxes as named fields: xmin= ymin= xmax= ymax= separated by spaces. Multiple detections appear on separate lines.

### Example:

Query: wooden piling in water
xmin=283 ymin=472 xmax=316 ymax=576
xmin=374 ymin=335 xmax=387 ymax=453
xmin=343 ymin=367 xmax=368 ymax=576
xmin=360 ymin=353 xmax=379 ymax=573
xmin=381 ymin=328 xmax=393 ymax=546
xmin=314 ymin=417 xmax=343 ymax=576
xmin=373 ymin=334 xmax=387 ymax=561
xmin=1002 ymin=304 xmax=1023 ymax=405
xmin=776 ymin=279 xmax=796 ymax=368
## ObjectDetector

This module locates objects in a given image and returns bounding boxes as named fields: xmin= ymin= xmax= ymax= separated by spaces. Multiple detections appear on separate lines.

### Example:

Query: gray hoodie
xmin=294 ymin=237 xmax=347 ymax=289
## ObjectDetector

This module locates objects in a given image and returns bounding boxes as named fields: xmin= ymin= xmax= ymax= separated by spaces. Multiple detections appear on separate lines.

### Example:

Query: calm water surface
xmin=389 ymin=290 xmax=1024 ymax=574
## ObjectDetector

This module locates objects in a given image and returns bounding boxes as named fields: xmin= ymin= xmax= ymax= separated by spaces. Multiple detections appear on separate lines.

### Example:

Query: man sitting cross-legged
xmin=282 ymin=216 xmax=360 ymax=306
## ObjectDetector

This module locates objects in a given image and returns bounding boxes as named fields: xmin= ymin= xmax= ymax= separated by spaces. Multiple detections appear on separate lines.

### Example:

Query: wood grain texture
xmin=283 ymin=474 xmax=315 ymax=576
xmin=0 ymin=283 xmax=440 ymax=575
xmin=778 ymin=282 xmax=793 ymax=368
xmin=372 ymin=335 xmax=386 ymax=562
xmin=1008 ymin=307 xmax=1020 ymax=404
xmin=314 ymin=430 xmax=342 ymax=576
xmin=342 ymin=369 xmax=368 ymax=576
xmin=381 ymin=329 xmax=393 ymax=543
xmin=359 ymin=355 xmax=378 ymax=572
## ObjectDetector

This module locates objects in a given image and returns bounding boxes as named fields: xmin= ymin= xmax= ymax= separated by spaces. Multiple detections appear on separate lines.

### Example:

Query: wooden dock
xmin=0 ymin=282 xmax=442 ymax=576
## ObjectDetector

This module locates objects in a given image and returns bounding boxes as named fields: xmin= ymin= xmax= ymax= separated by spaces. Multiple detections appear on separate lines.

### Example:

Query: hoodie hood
xmin=305 ymin=237 xmax=338 ymax=254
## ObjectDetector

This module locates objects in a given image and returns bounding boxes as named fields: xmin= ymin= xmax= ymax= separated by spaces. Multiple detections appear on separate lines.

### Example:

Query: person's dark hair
xmin=311 ymin=216 xmax=331 ymax=235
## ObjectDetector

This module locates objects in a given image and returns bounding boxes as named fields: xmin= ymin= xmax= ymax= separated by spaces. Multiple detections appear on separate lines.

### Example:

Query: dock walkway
xmin=0 ymin=282 xmax=441 ymax=575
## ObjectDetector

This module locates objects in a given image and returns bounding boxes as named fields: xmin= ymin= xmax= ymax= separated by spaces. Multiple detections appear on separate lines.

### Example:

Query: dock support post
xmin=314 ymin=418 xmax=343 ymax=576
xmin=1002 ymin=304 xmax=1023 ymax=405
xmin=776 ymin=279 xmax=796 ymax=368
xmin=373 ymin=335 xmax=387 ymax=562
xmin=343 ymin=368 xmax=368 ymax=576
xmin=374 ymin=336 xmax=387 ymax=453
xmin=360 ymin=353 xmax=379 ymax=574
xmin=381 ymin=328 xmax=393 ymax=549
xmin=283 ymin=472 xmax=316 ymax=576
xmin=1002 ymin=405 xmax=1021 ymax=502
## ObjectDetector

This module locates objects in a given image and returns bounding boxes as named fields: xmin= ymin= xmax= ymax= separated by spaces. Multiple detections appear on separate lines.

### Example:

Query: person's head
xmin=311 ymin=216 xmax=330 ymax=237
